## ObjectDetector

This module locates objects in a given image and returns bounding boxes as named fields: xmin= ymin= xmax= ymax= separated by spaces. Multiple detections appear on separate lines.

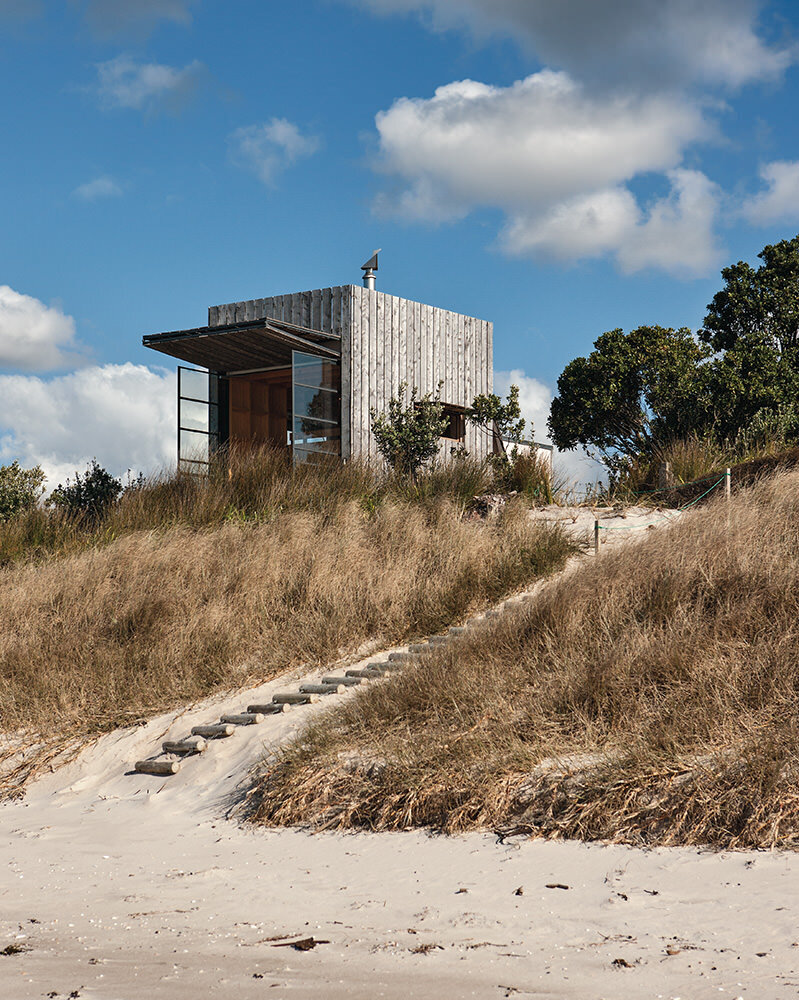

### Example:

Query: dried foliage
xmin=251 ymin=470 xmax=799 ymax=849
xmin=0 ymin=463 xmax=572 ymax=797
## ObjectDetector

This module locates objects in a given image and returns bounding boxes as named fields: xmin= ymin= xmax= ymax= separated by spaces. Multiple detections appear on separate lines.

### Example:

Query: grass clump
xmin=0 ymin=462 xmax=573 ymax=796
xmin=250 ymin=469 xmax=799 ymax=850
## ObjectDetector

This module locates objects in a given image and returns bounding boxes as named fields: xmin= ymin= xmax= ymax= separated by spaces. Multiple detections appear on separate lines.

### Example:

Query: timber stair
xmin=133 ymin=592 xmax=531 ymax=777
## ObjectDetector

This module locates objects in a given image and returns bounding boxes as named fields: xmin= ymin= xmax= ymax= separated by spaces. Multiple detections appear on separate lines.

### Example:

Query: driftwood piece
xmin=191 ymin=724 xmax=235 ymax=738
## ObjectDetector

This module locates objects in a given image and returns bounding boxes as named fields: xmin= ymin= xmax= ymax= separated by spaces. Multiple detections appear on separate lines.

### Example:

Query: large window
xmin=291 ymin=351 xmax=341 ymax=464
xmin=178 ymin=367 xmax=222 ymax=472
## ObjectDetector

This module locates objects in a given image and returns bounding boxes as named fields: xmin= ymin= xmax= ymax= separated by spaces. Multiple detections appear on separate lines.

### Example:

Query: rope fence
xmin=593 ymin=469 xmax=731 ymax=555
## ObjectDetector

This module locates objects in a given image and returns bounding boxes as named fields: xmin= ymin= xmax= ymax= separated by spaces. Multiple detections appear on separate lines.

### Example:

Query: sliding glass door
xmin=177 ymin=367 xmax=222 ymax=472
xmin=291 ymin=351 xmax=341 ymax=463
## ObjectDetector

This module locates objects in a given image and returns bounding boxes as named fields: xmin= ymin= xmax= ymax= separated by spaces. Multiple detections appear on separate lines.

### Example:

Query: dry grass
xmin=0 ymin=489 xmax=572 ymax=796
xmin=250 ymin=469 xmax=799 ymax=849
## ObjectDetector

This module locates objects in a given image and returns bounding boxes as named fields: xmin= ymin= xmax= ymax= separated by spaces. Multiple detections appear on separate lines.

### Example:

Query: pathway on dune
xmin=7 ymin=504 xmax=789 ymax=1000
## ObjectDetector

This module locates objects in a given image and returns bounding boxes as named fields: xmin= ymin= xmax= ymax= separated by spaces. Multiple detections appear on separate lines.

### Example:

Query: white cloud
xmin=79 ymin=0 xmax=193 ymax=36
xmin=0 ymin=363 xmax=176 ymax=489
xmin=95 ymin=55 xmax=204 ymax=112
xmin=374 ymin=71 xmax=719 ymax=276
xmin=616 ymin=169 xmax=722 ymax=276
xmin=229 ymin=119 xmax=320 ymax=185
xmin=0 ymin=286 xmax=86 ymax=372
xmin=72 ymin=175 xmax=123 ymax=201
xmin=494 ymin=368 xmax=606 ymax=487
xmin=742 ymin=160 xmax=799 ymax=225
xmin=355 ymin=0 xmax=792 ymax=88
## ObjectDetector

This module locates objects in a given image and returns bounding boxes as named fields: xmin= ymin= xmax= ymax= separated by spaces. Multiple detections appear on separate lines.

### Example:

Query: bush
xmin=0 ymin=461 xmax=45 ymax=521
xmin=47 ymin=460 xmax=122 ymax=520
xmin=371 ymin=383 xmax=447 ymax=480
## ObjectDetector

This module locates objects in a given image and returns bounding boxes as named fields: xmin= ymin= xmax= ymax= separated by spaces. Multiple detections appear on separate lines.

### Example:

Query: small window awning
xmin=142 ymin=317 xmax=341 ymax=373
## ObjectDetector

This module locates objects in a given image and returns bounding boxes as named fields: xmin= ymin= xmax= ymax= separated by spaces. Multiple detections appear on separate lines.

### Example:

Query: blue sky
xmin=1 ymin=0 xmax=798 ymax=486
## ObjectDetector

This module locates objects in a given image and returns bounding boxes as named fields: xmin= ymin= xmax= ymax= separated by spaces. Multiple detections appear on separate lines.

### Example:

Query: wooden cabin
xmin=143 ymin=278 xmax=494 ymax=470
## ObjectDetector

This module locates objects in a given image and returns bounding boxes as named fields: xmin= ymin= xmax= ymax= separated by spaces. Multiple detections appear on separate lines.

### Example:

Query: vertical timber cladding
xmin=208 ymin=286 xmax=493 ymax=462
xmin=347 ymin=286 xmax=493 ymax=462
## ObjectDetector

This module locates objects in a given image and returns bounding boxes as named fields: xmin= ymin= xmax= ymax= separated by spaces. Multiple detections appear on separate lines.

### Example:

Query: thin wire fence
xmin=593 ymin=470 xmax=730 ymax=552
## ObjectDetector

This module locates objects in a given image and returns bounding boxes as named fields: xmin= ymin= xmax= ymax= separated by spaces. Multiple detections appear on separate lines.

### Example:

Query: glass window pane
xmin=292 ymin=353 xmax=340 ymax=391
xmin=179 ymin=367 xmax=209 ymax=402
xmin=293 ymin=384 xmax=339 ymax=425
xmin=293 ymin=418 xmax=340 ymax=443
xmin=179 ymin=397 xmax=209 ymax=433
xmin=179 ymin=429 xmax=210 ymax=463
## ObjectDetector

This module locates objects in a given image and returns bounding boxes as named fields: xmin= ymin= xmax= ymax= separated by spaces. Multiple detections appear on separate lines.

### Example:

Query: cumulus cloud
xmin=0 ymin=363 xmax=176 ymax=488
xmin=0 ymin=286 xmax=86 ymax=372
xmin=742 ymin=160 xmax=799 ymax=225
xmin=78 ymin=0 xmax=193 ymax=37
xmin=355 ymin=0 xmax=792 ymax=88
xmin=95 ymin=55 xmax=204 ymax=112
xmin=229 ymin=119 xmax=320 ymax=185
xmin=72 ymin=175 xmax=123 ymax=201
xmin=494 ymin=368 xmax=605 ymax=487
xmin=374 ymin=72 xmax=719 ymax=276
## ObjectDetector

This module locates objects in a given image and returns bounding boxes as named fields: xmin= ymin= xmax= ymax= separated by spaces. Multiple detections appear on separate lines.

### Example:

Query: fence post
xmin=725 ymin=467 xmax=731 ymax=501
xmin=594 ymin=519 xmax=600 ymax=556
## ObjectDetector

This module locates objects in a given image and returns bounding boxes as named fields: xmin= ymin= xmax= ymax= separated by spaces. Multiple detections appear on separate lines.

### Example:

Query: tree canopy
xmin=549 ymin=236 xmax=799 ymax=473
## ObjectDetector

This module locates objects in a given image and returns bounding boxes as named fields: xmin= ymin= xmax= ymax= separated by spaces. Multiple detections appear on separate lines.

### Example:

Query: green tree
xmin=701 ymin=235 xmax=799 ymax=358
xmin=0 ymin=461 xmax=45 ymax=521
xmin=47 ymin=460 xmax=123 ymax=520
xmin=548 ymin=326 xmax=711 ymax=474
xmin=698 ymin=235 xmax=799 ymax=440
xmin=371 ymin=383 xmax=448 ymax=480
xmin=466 ymin=385 xmax=526 ymax=451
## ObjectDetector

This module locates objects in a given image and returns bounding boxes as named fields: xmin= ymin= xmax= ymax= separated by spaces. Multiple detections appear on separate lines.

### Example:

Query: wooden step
xmin=220 ymin=712 xmax=265 ymax=725
xmin=191 ymin=723 xmax=236 ymax=738
xmin=162 ymin=737 xmax=207 ymax=755
xmin=322 ymin=675 xmax=362 ymax=686
xmin=135 ymin=759 xmax=181 ymax=776
xmin=272 ymin=693 xmax=321 ymax=705
xmin=299 ymin=683 xmax=346 ymax=695
xmin=345 ymin=668 xmax=381 ymax=679
xmin=246 ymin=703 xmax=291 ymax=715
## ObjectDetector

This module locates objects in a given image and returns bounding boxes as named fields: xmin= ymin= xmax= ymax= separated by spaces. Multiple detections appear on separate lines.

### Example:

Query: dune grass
xmin=0 ymin=452 xmax=573 ymax=796
xmin=250 ymin=469 xmax=799 ymax=849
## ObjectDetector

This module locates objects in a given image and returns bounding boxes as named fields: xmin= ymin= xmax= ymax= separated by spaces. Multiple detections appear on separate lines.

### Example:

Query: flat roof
xmin=143 ymin=317 xmax=340 ymax=373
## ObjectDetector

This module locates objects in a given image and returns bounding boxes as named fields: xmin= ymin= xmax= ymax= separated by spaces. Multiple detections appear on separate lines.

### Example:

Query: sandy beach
xmin=2 ymin=507 xmax=793 ymax=1000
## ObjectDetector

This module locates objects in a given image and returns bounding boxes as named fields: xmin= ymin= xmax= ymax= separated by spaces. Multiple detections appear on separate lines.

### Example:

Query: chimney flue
xmin=361 ymin=249 xmax=381 ymax=290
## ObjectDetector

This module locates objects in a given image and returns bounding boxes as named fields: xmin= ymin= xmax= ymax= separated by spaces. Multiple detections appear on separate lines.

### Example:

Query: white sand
xmin=4 ymin=505 xmax=794 ymax=1000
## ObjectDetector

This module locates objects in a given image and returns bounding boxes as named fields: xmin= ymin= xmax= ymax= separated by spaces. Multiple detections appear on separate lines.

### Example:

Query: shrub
xmin=371 ymin=383 xmax=447 ymax=480
xmin=0 ymin=461 xmax=45 ymax=521
xmin=47 ymin=460 xmax=122 ymax=521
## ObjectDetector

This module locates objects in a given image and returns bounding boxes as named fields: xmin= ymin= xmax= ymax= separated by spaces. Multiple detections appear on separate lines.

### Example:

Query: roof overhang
xmin=142 ymin=318 xmax=340 ymax=373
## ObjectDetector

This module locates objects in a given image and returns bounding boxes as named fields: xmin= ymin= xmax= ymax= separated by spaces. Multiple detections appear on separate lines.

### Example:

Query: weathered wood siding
xmin=209 ymin=286 xmax=493 ymax=462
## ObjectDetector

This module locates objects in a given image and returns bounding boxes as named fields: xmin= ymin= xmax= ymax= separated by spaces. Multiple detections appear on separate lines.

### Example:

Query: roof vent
xmin=361 ymin=249 xmax=381 ymax=290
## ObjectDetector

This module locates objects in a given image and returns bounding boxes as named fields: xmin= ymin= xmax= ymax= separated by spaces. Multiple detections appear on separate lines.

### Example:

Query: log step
xmin=246 ymin=703 xmax=291 ymax=715
xmin=408 ymin=643 xmax=430 ymax=653
xmin=272 ymin=693 xmax=321 ymax=705
xmin=388 ymin=652 xmax=415 ymax=663
xmin=191 ymin=723 xmax=236 ymax=738
xmin=299 ymin=683 xmax=346 ymax=695
xmin=322 ymin=675 xmax=362 ymax=686
xmin=162 ymin=737 xmax=207 ymax=755
xmin=135 ymin=759 xmax=181 ymax=776
xmin=345 ymin=668 xmax=381 ymax=679
xmin=449 ymin=626 xmax=467 ymax=635
xmin=220 ymin=712 xmax=265 ymax=726
xmin=427 ymin=635 xmax=449 ymax=645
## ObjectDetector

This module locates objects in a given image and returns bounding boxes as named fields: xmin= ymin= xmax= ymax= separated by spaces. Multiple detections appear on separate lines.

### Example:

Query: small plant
xmin=47 ymin=460 xmax=123 ymax=521
xmin=371 ymin=383 xmax=448 ymax=481
xmin=0 ymin=461 xmax=45 ymax=521
xmin=466 ymin=385 xmax=526 ymax=455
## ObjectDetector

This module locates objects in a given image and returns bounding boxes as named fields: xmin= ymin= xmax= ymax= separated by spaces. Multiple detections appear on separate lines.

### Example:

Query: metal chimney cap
xmin=361 ymin=249 xmax=381 ymax=273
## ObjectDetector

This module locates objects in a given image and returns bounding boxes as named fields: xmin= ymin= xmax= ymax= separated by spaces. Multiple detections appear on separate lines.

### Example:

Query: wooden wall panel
xmin=209 ymin=285 xmax=493 ymax=462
